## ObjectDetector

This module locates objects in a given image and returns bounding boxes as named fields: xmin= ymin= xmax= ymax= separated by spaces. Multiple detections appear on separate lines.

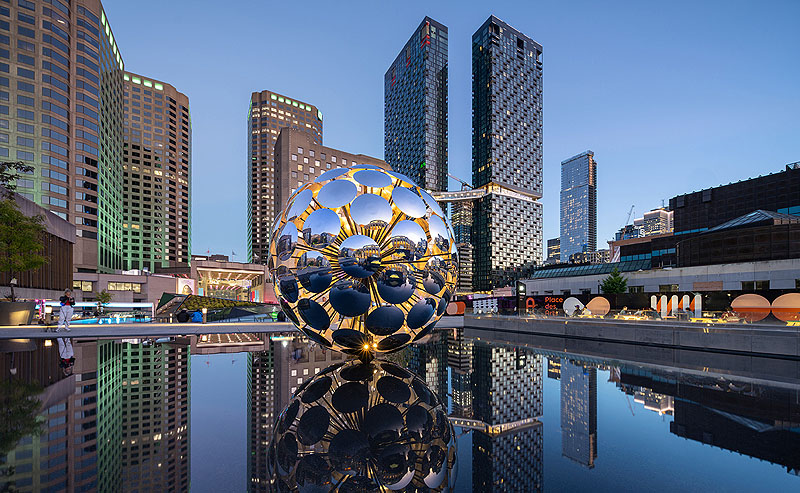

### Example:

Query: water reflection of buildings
xmin=614 ymin=366 xmax=800 ymax=475
xmin=409 ymin=329 xmax=449 ymax=402
xmin=448 ymin=328 xmax=474 ymax=419
xmin=1 ymin=339 xmax=122 ymax=492
xmin=247 ymin=335 xmax=345 ymax=493
xmin=120 ymin=339 xmax=191 ymax=492
xmin=0 ymin=338 xmax=192 ymax=492
xmin=471 ymin=341 xmax=544 ymax=492
xmin=560 ymin=360 xmax=598 ymax=468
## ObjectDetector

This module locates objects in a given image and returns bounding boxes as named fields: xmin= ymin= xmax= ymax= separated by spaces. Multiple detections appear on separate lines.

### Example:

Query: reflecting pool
xmin=1 ymin=329 xmax=799 ymax=492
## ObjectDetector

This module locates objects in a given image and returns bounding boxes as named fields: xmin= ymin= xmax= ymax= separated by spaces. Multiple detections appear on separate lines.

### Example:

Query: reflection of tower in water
xmin=471 ymin=342 xmax=544 ymax=492
xmin=120 ymin=340 xmax=191 ymax=492
xmin=0 ymin=339 xmax=123 ymax=492
xmin=560 ymin=360 xmax=598 ymax=468
xmin=447 ymin=327 xmax=473 ymax=418
xmin=247 ymin=335 xmax=346 ymax=492
xmin=409 ymin=329 xmax=449 ymax=401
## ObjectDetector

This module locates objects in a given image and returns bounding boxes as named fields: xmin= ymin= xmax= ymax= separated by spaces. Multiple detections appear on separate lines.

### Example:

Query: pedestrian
xmin=57 ymin=337 xmax=75 ymax=376
xmin=57 ymin=288 xmax=75 ymax=332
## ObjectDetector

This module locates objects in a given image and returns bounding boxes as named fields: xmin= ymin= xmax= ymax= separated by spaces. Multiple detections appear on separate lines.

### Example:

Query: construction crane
xmin=623 ymin=205 xmax=635 ymax=227
xmin=448 ymin=173 xmax=473 ymax=191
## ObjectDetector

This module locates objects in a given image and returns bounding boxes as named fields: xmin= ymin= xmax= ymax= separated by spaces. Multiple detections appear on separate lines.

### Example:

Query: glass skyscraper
xmin=384 ymin=17 xmax=448 ymax=192
xmin=471 ymin=15 xmax=543 ymax=291
xmin=560 ymin=151 xmax=597 ymax=262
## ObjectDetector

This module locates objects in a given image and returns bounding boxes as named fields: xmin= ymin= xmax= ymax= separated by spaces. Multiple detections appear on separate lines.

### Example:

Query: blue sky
xmin=106 ymin=0 xmax=800 ymax=260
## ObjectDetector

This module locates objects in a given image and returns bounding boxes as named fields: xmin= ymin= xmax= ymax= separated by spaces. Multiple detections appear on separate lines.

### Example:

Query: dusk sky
xmin=106 ymin=0 xmax=800 ymax=261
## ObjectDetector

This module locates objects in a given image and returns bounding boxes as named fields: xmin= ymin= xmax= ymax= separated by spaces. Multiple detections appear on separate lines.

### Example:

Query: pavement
xmin=0 ymin=321 xmax=298 ymax=339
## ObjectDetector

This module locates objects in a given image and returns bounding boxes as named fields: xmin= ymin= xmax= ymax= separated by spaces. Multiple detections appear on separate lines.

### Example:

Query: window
xmin=741 ymin=280 xmax=769 ymax=291
xmin=658 ymin=284 xmax=679 ymax=293
xmin=73 ymin=280 xmax=93 ymax=292
xmin=107 ymin=282 xmax=142 ymax=293
xmin=628 ymin=286 xmax=644 ymax=293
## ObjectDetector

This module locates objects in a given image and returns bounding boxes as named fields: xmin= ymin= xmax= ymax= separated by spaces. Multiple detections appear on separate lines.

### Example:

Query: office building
xmin=560 ymin=151 xmax=597 ymax=262
xmin=472 ymin=15 xmax=544 ymax=291
xmin=273 ymin=127 xmax=387 ymax=220
xmin=546 ymin=238 xmax=561 ymax=264
xmin=122 ymin=72 xmax=191 ymax=271
xmin=384 ymin=17 xmax=448 ymax=191
xmin=247 ymin=90 xmax=322 ymax=263
xmin=561 ymin=360 xmax=598 ymax=468
xmin=1 ymin=0 xmax=125 ymax=272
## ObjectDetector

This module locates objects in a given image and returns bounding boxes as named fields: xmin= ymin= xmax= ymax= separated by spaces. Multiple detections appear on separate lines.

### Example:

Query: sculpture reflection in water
xmin=268 ymin=165 xmax=457 ymax=360
xmin=267 ymin=359 xmax=457 ymax=491
xmin=267 ymin=165 xmax=458 ymax=490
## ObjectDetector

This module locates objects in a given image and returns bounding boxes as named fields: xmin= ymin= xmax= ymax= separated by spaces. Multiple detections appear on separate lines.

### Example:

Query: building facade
xmin=122 ymin=72 xmax=191 ymax=271
xmin=560 ymin=151 xmax=597 ymax=262
xmin=1 ymin=0 xmax=125 ymax=273
xmin=247 ymin=90 xmax=322 ymax=263
xmin=670 ymin=162 xmax=800 ymax=235
xmin=273 ymin=127 xmax=387 ymax=220
xmin=472 ymin=15 xmax=544 ymax=291
xmin=546 ymin=237 xmax=561 ymax=264
xmin=384 ymin=17 xmax=448 ymax=192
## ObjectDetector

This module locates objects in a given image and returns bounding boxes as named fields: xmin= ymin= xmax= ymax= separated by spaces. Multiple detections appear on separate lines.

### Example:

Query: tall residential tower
xmin=384 ymin=17 xmax=448 ymax=191
xmin=122 ymin=73 xmax=191 ymax=271
xmin=472 ymin=16 xmax=543 ymax=290
xmin=247 ymin=90 xmax=322 ymax=263
xmin=560 ymin=151 xmax=597 ymax=262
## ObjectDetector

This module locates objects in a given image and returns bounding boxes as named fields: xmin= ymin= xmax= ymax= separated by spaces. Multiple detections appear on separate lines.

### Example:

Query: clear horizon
xmin=106 ymin=0 xmax=800 ymax=261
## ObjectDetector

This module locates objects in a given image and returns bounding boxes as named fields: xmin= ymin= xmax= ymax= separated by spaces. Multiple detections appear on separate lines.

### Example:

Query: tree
xmin=93 ymin=289 xmax=113 ymax=313
xmin=600 ymin=267 xmax=628 ymax=294
xmin=0 ymin=161 xmax=35 ymax=196
xmin=0 ymin=199 xmax=47 ymax=301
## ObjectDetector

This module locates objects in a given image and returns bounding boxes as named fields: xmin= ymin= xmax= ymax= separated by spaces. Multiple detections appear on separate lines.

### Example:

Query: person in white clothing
xmin=57 ymin=288 xmax=75 ymax=332
xmin=57 ymin=338 xmax=75 ymax=375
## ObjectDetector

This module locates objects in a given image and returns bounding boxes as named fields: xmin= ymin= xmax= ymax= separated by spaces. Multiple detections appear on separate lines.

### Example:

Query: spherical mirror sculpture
xmin=268 ymin=359 xmax=457 ymax=492
xmin=268 ymin=166 xmax=457 ymax=358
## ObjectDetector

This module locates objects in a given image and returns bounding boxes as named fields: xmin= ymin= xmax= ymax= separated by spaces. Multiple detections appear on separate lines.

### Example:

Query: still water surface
xmin=2 ymin=329 xmax=799 ymax=492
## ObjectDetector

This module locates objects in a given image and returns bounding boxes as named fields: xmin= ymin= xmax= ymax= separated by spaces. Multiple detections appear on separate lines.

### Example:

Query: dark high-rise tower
xmin=560 ymin=151 xmax=597 ymax=262
xmin=471 ymin=16 xmax=543 ymax=291
xmin=384 ymin=17 xmax=448 ymax=192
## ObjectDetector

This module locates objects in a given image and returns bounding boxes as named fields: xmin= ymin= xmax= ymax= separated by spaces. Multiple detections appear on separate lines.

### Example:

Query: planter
xmin=0 ymin=301 xmax=37 ymax=326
